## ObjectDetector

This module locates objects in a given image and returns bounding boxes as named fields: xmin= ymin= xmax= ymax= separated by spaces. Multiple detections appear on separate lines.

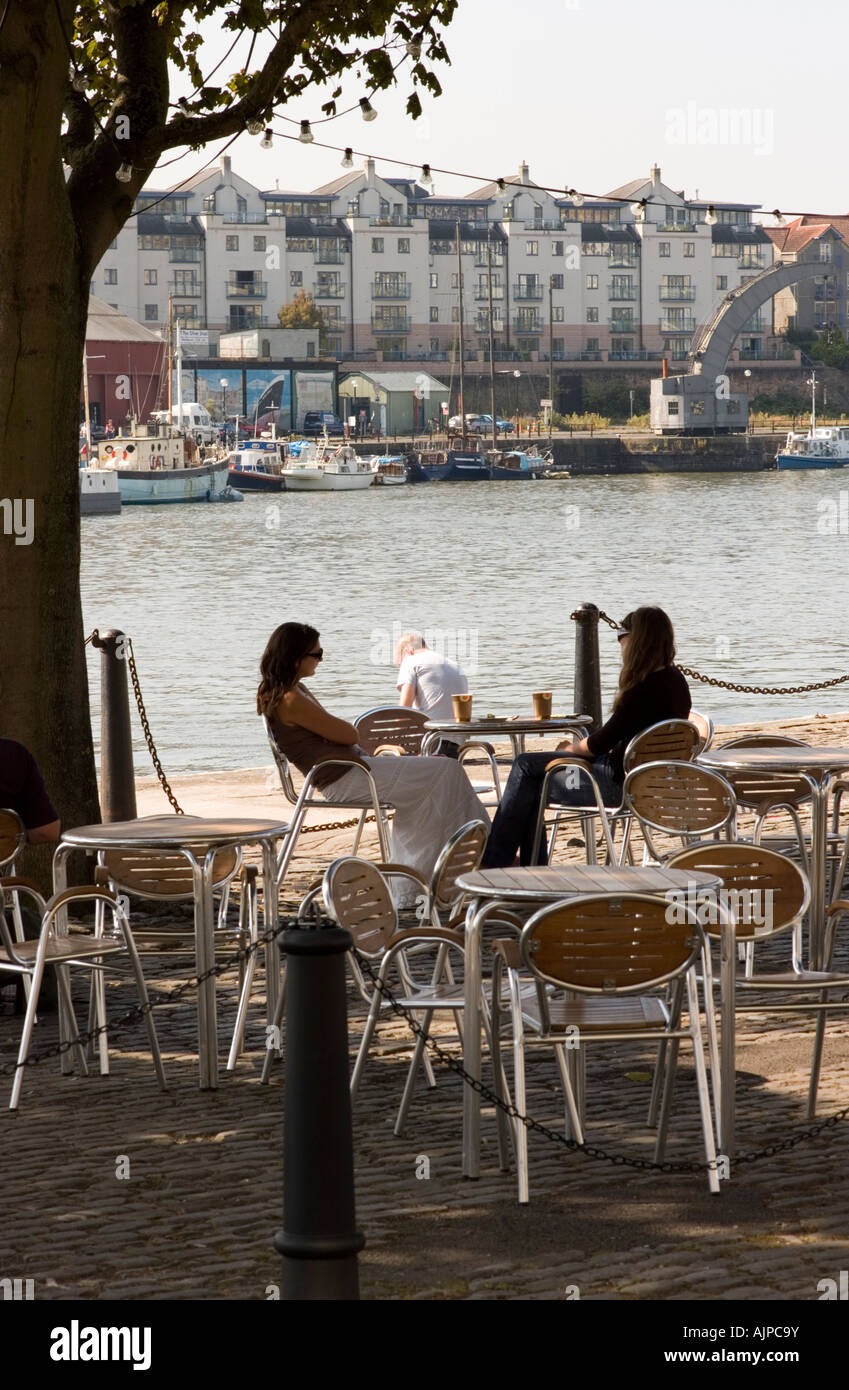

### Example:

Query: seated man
xmin=0 ymin=738 xmax=60 ymax=1010
xmin=395 ymin=631 xmax=469 ymax=759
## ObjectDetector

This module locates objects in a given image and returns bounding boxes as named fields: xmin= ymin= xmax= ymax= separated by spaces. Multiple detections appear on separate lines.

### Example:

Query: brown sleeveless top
xmin=268 ymin=703 xmax=368 ymax=793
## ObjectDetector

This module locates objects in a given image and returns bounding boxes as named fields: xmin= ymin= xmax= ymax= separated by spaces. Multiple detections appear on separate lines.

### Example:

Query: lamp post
xmin=743 ymin=367 xmax=751 ymax=433
xmin=513 ymin=369 xmax=521 ymax=434
xmin=220 ymin=377 xmax=229 ymax=441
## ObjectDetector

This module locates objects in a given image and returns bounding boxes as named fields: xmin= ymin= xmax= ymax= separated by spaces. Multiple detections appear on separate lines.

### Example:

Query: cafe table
xmin=421 ymin=714 xmax=592 ymax=761
xmin=53 ymin=815 xmax=290 ymax=1089
xmin=454 ymin=863 xmax=723 ymax=1178
xmin=699 ymin=745 xmax=849 ymax=971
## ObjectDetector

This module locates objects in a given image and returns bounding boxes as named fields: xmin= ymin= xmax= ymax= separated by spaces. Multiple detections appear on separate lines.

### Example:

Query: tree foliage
xmin=278 ymin=289 xmax=325 ymax=346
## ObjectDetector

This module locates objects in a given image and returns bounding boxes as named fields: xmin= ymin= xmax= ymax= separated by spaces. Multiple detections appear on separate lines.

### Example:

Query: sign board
xmin=441 ymin=401 xmax=449 ymax=415
xmin=540 ymin=398 xmax=553 ymax=408
xmin=180 ymin=330 xmax=209 ymax=357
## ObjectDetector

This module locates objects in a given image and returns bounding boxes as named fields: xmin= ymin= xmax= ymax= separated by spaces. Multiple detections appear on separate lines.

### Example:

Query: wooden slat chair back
xmin=623 ymin=719 xmax=700 ymax=774
xmin=624 ymin=761 xmax=738 ymax=842
xmin=354 ymin=705 xmax=428 ymax=756
xmin=717 ymin=734 xmax=812 ymax=812
xmin=665 ymin=842 xmax=809 ymax=942
xmin=522 ymin=894 xmax=701 ymax=1007
xmin=689 ymin=710 xmax=714 ymax=755
xmin=101 ymin=847 xmax=240 ymax=900
xmin=0 ymin=809 xmax=26 ymax=873
xmin=323 ymin=856 xmax=398 ymax=956
xmin=430 ymin=820 xmax=489 ymax=924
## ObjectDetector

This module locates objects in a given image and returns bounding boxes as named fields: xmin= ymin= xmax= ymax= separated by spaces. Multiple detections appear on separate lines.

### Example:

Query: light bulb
xmin=246 ymin=119 xmax=263 ymax=135
xmin=704 ymin=204 xmax=717 ymax=226
xmin=116 ymin=163 xmax=133 ymax=183
xmin=260 ymin=128 xmax=274 ymax=150
xmin=359 ymin=97 xmax=377 ymax=122
xmin=772 ymin=208 xmax=785 ymax=225
xmin=341 ymin=147 xmax=354 ymax=169
xmin=497 ymin=178 xmax=505 ymax=193
xmin=630 ymin=199 xmax=645 ymax=218
xmin=571 ymin=190 xmax=584 ymax=207
xmin=406 ymin=36 xmax=423 ymax=60
xmin=299 ymin=119 xmax=313 ymax=144
xmin=420 ymin=163 xmax=433 ymax=189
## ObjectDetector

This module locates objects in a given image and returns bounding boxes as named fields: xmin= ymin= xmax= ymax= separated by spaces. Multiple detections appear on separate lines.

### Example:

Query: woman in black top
xmin=481 ymin=606 xmax=691 ymax=867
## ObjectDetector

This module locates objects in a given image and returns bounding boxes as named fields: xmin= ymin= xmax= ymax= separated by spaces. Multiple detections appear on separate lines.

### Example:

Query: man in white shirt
xmin=395 ymin=631 xmax=468 ymax=757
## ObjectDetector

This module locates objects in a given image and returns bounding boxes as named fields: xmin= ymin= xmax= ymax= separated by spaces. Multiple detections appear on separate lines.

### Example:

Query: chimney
xmin=365 ymin=158 xmax=376 ymax=186
xmin=520 ymin=161 xmax=530 ymax=184
xmin=222 ymin=155 xmax=232 ymax=179
xmin=650 ymin=163 xmax=661 ymax=189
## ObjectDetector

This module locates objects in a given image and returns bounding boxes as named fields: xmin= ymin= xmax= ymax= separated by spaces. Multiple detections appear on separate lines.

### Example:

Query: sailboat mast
xmin=456 ymin=219 xmax=466 ymax=444
xmin=487 ymin=230 xmax=497 ymax=451
xmin=167 ymin=296 xmax=173 ymax=418
xmin=810 ymin=369 xmax=817 ymax=434
xmin=82 ymin=343 xmax=92 ymax=465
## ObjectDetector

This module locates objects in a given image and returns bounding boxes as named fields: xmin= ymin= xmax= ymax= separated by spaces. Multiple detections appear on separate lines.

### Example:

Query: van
xmin=150 ymin=403 xmax=217 ymax=444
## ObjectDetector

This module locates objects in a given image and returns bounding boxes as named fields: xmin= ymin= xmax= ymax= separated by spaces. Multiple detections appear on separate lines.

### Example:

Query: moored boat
xmin=488 ymin=448 xmax=550 ymax=480
xmin=280 ymin=436 xmax=373 ymax=491
xmin=416 ymin=436 xmax=490 ymax=482
xmin=368 ymin=454 xmax=407 ymax=486
xmin=80 ymin=465 xmax=121 ymax=515
xmin=776 ymin=426 xmax=849 ymax=471
xmin=96 ymin=423 xmax=231 ymax=503
xmin=228 ymin=439 xmax=287 ymax=491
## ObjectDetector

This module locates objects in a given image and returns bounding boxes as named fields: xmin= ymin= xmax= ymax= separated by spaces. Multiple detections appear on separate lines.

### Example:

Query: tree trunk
xmin=0 ymin=0 xmax=100 ymax=879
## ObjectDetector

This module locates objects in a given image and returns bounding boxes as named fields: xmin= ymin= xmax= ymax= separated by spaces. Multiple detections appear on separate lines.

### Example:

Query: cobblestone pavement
xmin=3 ymin=715 xmax=849 ymax=1301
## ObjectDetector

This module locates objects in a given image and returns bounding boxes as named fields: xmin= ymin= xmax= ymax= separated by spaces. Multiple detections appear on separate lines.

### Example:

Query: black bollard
xmin=573 ymin=602 xmax=603 ymax=732
xmin=275 ymin=919 xmax=364 ymax=1299
xmin=90 ymin=628 xmax=137 ymax=823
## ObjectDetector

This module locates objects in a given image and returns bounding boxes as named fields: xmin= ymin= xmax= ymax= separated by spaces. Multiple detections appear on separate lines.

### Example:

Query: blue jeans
xmin=481 ymin=752 xmax=622 ymax=868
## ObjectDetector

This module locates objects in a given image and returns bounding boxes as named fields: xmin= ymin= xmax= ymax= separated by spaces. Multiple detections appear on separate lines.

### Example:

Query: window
xmin=553 ymin=241 xmax=564 ymax=257
xmin=290 ymin=271 xmax=303 ymax=287
xmin=525 ymin=240 xmax=538 ymax=256
xmin=551 ymin=273 xmax=564 ymax=289
xmin=430 ymin=337 xmax=440 ymax=352
xmin=820 ymin=240 xmax=833 ymax=262
xmin=684 ymin=242 xmax=695 ymax=258
xmin=451 ymin=306 xmax=460 ymax=322
xmin=586 ymin=274 xmax=599 ymax=290
xmin=585 ymin=337 xmax=599 ymax=351
xmin=667 ymin=400 xmax=679 ymax=416
xmin=659 ymin=242 xmax=671 ymax=257
xmin=104 ymin=268 xmax=117 ymax=284
xmin=398 ymin=237 xmax=410 ymax=254
xmin=553 ymin=337 xmax=564 ymax=354
xmin=430 ymin=306 xmax=439 ymax=322
xmin=226 ymin=235 xmax=239 ymax=251
xmin=253 ymin=235 xmax=266 ymax=252
xmin=692 ymin=401 xmax=705 ymax=416
xmin=172 ymin=270 xmax=198 ymax=294
xmin=716 ymin=275 xmax=728 ymax=290
xmin=552 ymin=305 xmax=564 ymax=322
xmin=286 ymin=237 xmax=314 ymax=252
xmin=203 ymin=193 xmax=216 ymax=213
xmin=451 ymin=272 xmax=459 ymax=289
xmin=429 ymin=272 xmax=438 ymax=289
xmin=726 ymin=400 xmax=740 ymax=414
xmin=586 ymin=306 xmax=599 ymax=322
xmin=144 ymin=304 xmax=158 ymax=321
xmin=371 ymin=237 xmax=384 ymax=253
xmin=143 ymin=269 xmax=157 ymax=285
xmin=236 ymin=194 xmax=247 ymax=216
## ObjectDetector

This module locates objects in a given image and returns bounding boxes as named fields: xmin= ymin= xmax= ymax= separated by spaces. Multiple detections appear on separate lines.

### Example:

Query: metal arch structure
xmin=651 ymin=259 xmax=823 ymax=433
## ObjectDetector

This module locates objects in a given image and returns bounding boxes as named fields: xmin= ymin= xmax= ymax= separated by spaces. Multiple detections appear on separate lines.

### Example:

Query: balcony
xmin=169 ymin=249 xmax=202 ymax=263
xmin=814 ymin=287 xmax=838 ymax=300
xmin=474 ymin=286 xmax=505 ymax=300
xmin=513 ymin=316 xmax=543 ymax=333
xmin=513 ymin=283 xmax=544 ymax=301
xmin=226 ymin=280 xmax=267 ymax=298
xmin=609 ymin=318 xmax=636 ymax=332
xmin=313 ymin=283 xmax=346 ymax=298
xmin=371 ymin=314 xmax=411 ymax=332
xmin=741 ymin=319 xmax=765 ymax=333
xmin=170 ymin=280 xmax=201 ymax=296
xmin=474 ymin=315 xmax=505 ymax=333
xmin=609 ymin=285 xmax=637 ymax=300
xmin=222 ymin=213 xmax=268 ymax=224
xmin=474 ymin=254 xmax=505 ymax=268
xmin=738 ymin=256 xmax=765 ymax=270
xmin=315 ymin=250 xmax=346 ymax=264
xmin=609 ymin=254 xmax=638 ymax=269
xmin=656 ymin=222 xmax=698 ymax=233
xmin=659 ymin=286 xmax=696 ymax=301
xmin=369 ymin=215 xmax=413 ymax=227
xmin=372 ymin=283 xmax=412 ymax=299
xmin=660 ymin=315 xmax=696 ymax=332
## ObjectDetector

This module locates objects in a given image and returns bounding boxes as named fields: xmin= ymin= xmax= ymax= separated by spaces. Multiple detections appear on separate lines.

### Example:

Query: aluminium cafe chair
xmin=622 ymin=761 xmax=738 ymax=864
xmin=718 ymin=734 xmax=812 ymax=873
xmin=0 ymin=809 xmax=32 ymax=1004
xmin=490 ymin=892 xmax=720 ymax=1202
xmin=0 ymin=879 xmax=167 ymax=1109
xmin=94 ymin=840 xmax=259 ymax=1071
xmin=263 ymin=715 xmax=393 ymax=882
xmin=354 ymin=704 xmax=503 ymax=805
xmin=664 ymin=842 xmax=849 ymax=1124
xmin=532 ymin=719 xmax=702 ymax=867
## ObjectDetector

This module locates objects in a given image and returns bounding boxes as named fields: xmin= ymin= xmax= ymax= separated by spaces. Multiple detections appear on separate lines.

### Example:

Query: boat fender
xmin=122 ymin=450 xmax=128 ymax=461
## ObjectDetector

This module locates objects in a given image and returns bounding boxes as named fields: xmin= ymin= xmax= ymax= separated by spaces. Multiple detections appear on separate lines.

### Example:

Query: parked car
xmin=302 ymin=410 xmax=345 ymax=436
xmin=447 ymin=413 xmax=489 ymax=434
xmin=477 ymin=414 xmax=516 ymax=434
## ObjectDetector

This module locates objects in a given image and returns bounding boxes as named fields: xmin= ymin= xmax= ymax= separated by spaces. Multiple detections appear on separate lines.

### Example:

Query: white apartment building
xmin=91 ymin=157 xmax=786 ymax=368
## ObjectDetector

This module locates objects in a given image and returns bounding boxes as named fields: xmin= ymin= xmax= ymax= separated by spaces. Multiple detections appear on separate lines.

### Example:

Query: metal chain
xmin=353 ymin=947 xmax=849 ymax=1174
xmin=578 ymin=609 xmax=849 ymax=696
xmin=124 ymin=637 xmax=184 ymax=815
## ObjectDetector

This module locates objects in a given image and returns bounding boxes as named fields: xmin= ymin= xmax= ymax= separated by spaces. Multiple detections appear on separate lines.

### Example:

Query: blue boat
xmin=776 ymin=427 xmax=849 ymax=470
xmin=416 ymin=440 xmax=490 ymax=482
xmin=227 ymin=439 xmax=286 ymax=491
xmin=488 ymin=448 xmax=550 ymax=480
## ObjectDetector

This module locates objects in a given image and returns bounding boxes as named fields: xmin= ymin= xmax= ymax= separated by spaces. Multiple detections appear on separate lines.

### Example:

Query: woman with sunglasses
xmin=257 ymin=622 xmax=489 ymax=902
xmin=481 ymin=606 xmax=691 ymax=867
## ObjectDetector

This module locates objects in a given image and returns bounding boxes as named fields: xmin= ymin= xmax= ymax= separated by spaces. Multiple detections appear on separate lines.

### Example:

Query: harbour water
xmin=81 ymin=469 xmax=849 ymax=775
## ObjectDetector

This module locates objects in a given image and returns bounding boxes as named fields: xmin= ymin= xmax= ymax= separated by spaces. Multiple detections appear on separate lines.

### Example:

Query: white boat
xmin=368 ymin=454 xmax=407 ymax=486
xmin=776 ymin=426 xmax=849 ymax=471
xmin=95 ymin=424 xmax=232 ymax=503
xmin=80 ymin=465 xmax=121 ymax=515
xmin=281 ymin=437 xmax=374 ymax=491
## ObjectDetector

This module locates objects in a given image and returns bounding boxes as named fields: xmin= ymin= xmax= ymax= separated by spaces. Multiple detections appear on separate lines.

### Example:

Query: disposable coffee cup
xmin=533 ymin=691 xmax=553 ymax=720
xmin=453 ymin=694 xmax=473 ymax=722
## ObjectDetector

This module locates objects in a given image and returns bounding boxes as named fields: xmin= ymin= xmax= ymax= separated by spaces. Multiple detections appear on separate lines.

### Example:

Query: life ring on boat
xmin=104 ymin=445 xmax=114 ymax=456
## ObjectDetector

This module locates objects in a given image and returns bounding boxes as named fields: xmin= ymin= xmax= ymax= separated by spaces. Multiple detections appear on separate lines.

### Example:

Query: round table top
xmin=700 ymin=745 xmax=849 ymax=776
xmin=423 ymin=714 xmax=591 ymax=735
xmin=457 ymin=864 xmax=721 ymax=900
xmin=61 ymin=815 xmax=291 ymax=849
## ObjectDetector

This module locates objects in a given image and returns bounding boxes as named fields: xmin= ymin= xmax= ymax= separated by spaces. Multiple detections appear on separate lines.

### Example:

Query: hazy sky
xmin=160 ymin=0 xmax=836 ymax=218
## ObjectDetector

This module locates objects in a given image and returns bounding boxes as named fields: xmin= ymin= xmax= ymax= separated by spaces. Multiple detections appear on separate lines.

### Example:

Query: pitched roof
xmin=86 ymin=296 xmax=164 ymax=343
xmin=309 ymin=170 xmax=363 ymax=196
xmin=339 ymin=369 xmax=448 ymax=393
xmin=765 ymin=217 xmax=848 ymax=255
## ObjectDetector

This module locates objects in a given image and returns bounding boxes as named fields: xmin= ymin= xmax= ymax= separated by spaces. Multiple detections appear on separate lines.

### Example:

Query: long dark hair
xmin=613 ymin=607 xmax=676 ymax=709
xmin=257 ymin=622 xmax=319 ymax=716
